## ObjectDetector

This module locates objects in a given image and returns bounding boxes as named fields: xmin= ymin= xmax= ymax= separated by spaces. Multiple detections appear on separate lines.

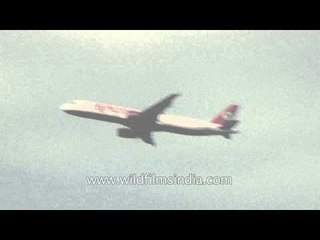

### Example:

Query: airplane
xmin=59 ymin=93 xmax=240 ymax=146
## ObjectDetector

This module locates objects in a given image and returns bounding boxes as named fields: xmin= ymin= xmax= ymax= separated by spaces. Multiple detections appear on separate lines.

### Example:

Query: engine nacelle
xmin=117 ymin=128 xmax=138 ymax=138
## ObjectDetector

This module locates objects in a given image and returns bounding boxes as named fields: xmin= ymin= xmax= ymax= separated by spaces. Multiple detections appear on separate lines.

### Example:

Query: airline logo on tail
xmin=211 ymin=104 xmax=239 ymax=126
xmin=222 ymin=111 xmax=234 ymax=120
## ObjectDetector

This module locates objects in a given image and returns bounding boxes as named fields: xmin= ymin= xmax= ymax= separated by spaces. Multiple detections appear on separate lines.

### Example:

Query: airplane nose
xmin=59 ymin=103 xmax=69 ymax=111
xmin=60 ymin=101 xmax=77 ymax=112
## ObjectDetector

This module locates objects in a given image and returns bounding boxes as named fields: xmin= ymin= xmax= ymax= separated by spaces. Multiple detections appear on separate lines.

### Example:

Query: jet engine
xmin=117 ymin=128 xmax=139 ymax=138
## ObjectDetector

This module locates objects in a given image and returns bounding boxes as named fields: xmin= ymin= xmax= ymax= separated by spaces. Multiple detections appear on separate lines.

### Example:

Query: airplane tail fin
xmin=210 ymin=104 xmax=240 ymax=129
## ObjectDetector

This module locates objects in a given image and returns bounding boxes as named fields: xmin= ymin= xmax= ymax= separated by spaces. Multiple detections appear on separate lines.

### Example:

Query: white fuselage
xmin=59 ymin=100 xmax=233 ymax=136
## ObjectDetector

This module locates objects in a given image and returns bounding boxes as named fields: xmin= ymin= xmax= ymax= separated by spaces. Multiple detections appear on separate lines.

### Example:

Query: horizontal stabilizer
xmin=220 ymin=120 xmax=240 ymax=130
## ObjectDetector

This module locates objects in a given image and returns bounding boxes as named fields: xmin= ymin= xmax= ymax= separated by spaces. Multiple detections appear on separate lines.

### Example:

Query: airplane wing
xmin=126 ymin=93 xmax=181 ymax=145
xmin=140 ymin=132 xmax=156 ymax=146
xmin=140 ymin=93 xmax=181 ymax=122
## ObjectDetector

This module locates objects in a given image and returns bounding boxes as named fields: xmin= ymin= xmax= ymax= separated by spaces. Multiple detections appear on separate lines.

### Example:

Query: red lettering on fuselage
xmin=95 ymin=103 xmax=107 ymax=113
xmin=95 ymin=103 xmax=140 ymax=116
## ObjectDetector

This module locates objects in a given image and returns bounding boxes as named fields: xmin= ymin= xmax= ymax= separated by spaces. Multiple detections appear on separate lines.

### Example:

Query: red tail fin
xmin=211 ymin=104 xmax=239 ymax=125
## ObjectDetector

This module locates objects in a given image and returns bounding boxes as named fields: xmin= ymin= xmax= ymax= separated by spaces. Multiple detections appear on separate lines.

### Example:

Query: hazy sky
xmin=0 ymin=30 xmax=319 ymax=209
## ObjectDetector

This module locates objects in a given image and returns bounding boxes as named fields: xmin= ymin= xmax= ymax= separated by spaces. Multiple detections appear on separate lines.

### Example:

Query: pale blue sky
xmin=0 ymin=30 xmax=319 ymax=209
